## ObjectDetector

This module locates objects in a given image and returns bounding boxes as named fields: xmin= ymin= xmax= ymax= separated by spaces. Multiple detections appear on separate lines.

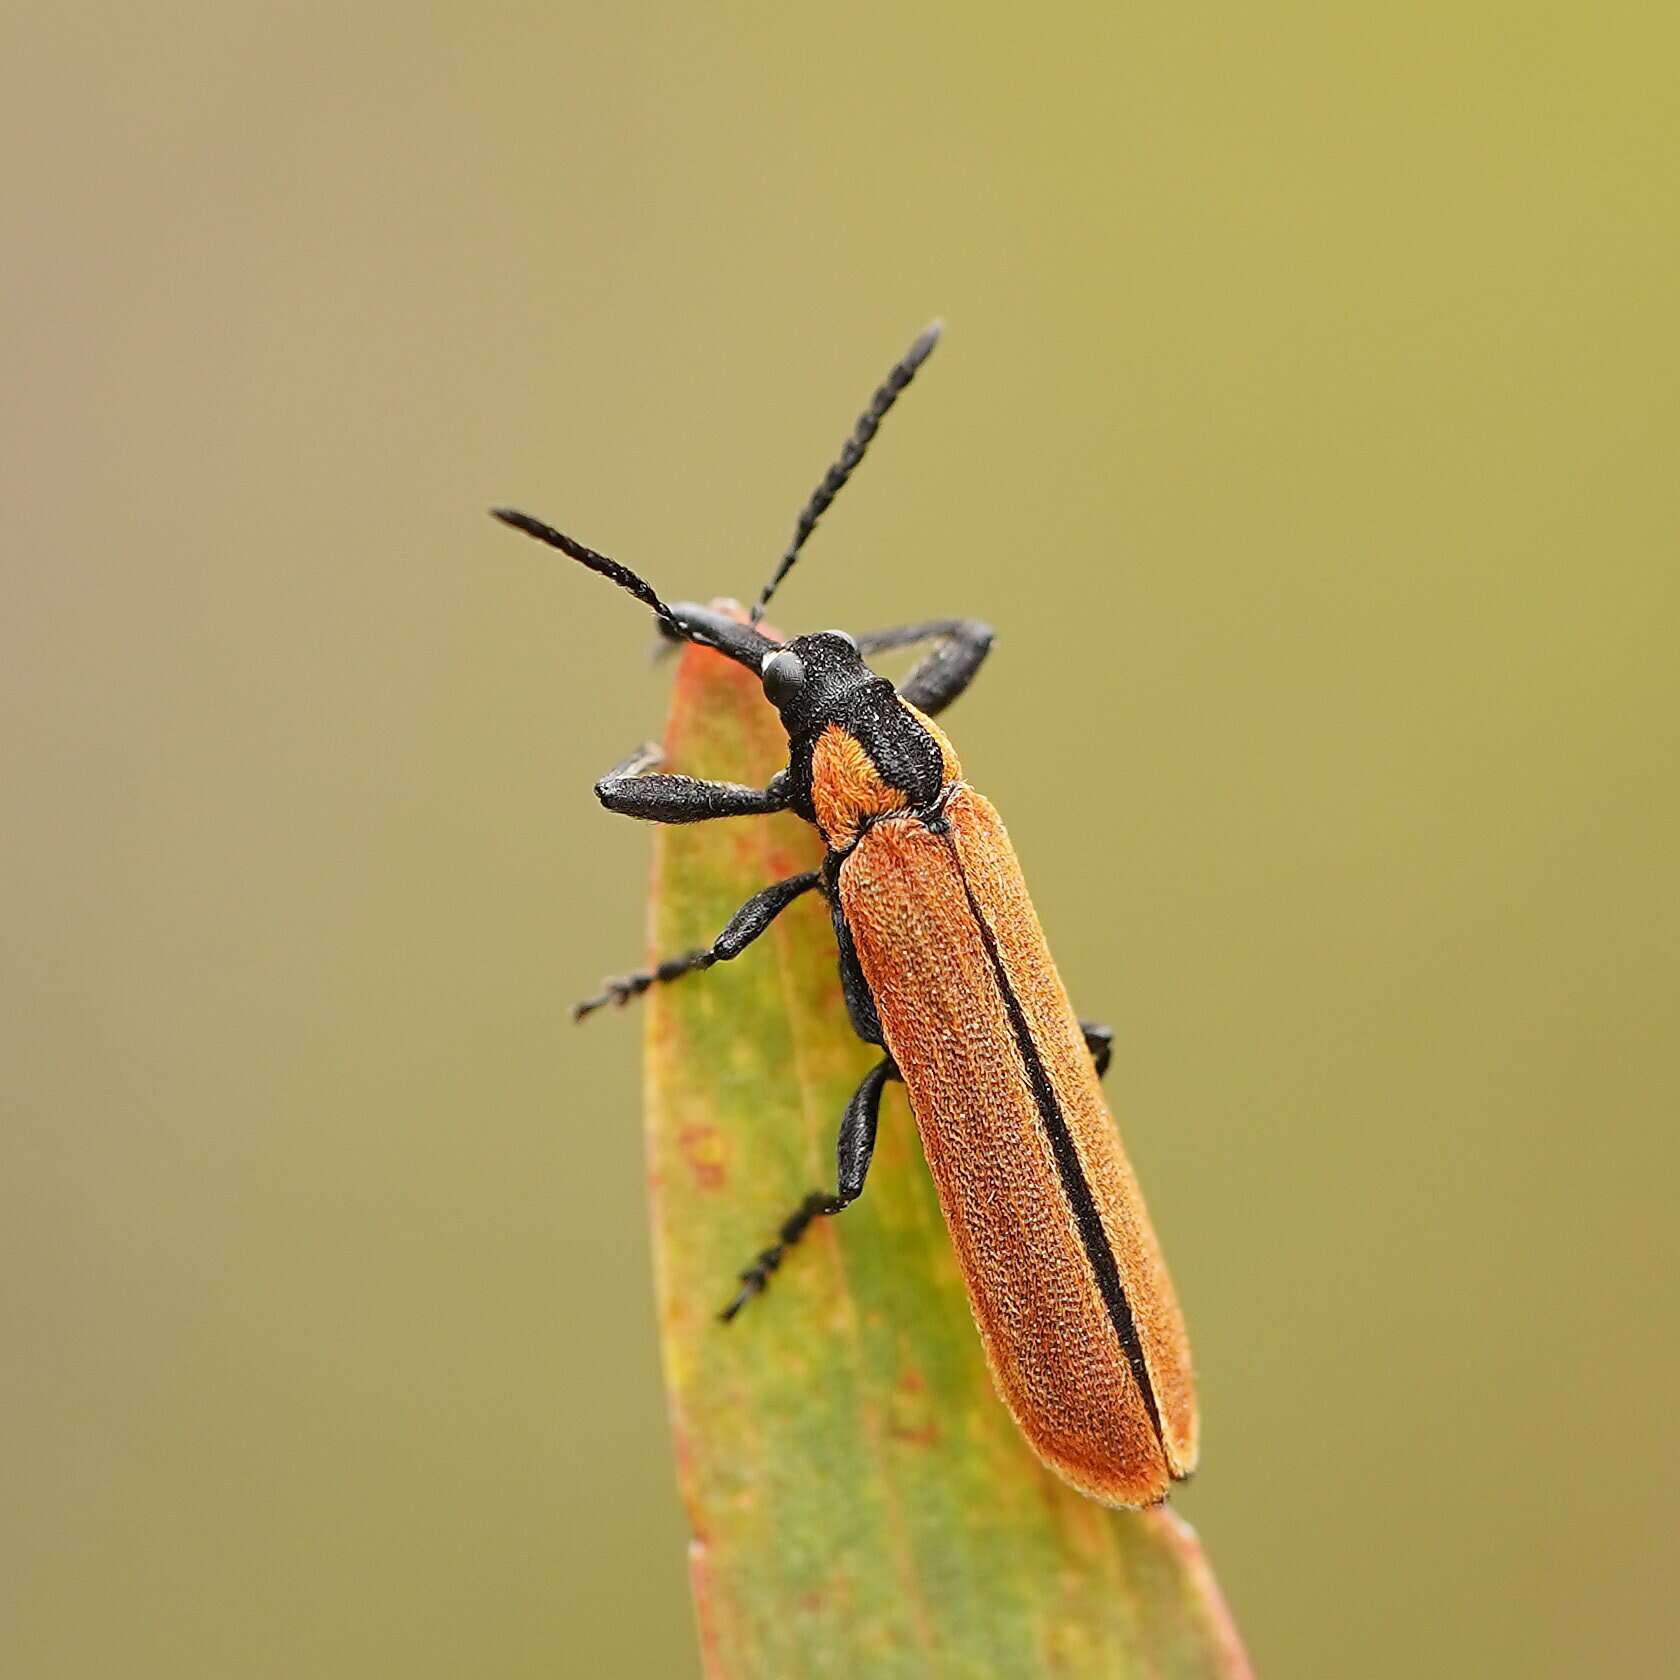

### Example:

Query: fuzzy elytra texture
xmin=841 ymin=783 xmax=1197 ymax=1506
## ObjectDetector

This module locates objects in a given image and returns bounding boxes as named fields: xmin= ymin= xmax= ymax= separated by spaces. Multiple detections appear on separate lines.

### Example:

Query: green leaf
xmin=644 ymin=631 xmax=1252 ymax=1680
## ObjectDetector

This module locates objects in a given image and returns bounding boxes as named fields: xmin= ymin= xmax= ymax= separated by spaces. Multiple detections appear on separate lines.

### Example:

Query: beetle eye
xmin=761 ymin=649 xmax=807 ymax=708
xmin=828 ymin=629 xmax=859 ymax=654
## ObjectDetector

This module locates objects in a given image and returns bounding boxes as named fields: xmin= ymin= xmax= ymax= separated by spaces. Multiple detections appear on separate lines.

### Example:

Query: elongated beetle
xmin=494 ymin=326 xmax=1196 ymax=1505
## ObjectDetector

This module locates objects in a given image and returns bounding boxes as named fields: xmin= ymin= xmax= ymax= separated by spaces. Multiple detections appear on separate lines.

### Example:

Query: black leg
xmin=575 ymin=869 xmax=822 ymax=1020
xmin=829 ymin=880 xmax=885 ymax=1047
xmin=720 ymin=1056 xmax=899 ymax=1320
xmin=1081 ymin=1019 xmax=1114 ymax=1079
xmin=595 ymin=748 xmax=792 ymax=822
xmin=854 ymin=618 xmax=995 ymax=717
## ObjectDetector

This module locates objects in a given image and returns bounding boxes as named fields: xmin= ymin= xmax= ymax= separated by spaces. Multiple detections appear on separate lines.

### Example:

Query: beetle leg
xmin=574 ymin=870 xmax=822 ymax=1020
xmin=1080 ymin=1019 xmax=1114 ymax=1079
xmin=828 ymin=884 xmax=886 ymax=1047
xmin=720 ymin=1055 xmax=900 ymax=1321
xmin=600 ymin=740 xmax=664 ymax=779
xmin=854 ymin=618 xmax=995 ymax=717
xmin=595 ymin=753 xmax=792 ymax=822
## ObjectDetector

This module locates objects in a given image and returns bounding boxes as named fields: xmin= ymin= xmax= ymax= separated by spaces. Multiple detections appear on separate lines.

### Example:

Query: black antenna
xmin=492 ymin=505 xmax=782 ymax=673
xmin=749 ymin=320 xmax=943 ymax=625
xmin=491 ymin=508 xmax=680 ymax=634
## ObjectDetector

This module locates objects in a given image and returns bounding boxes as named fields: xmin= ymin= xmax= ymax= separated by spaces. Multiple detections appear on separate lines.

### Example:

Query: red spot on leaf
xmin=887 ymin=1364 xmax=940 ymax=1446
xmin=886 ymin=1418 xmax=941 ymax=1448
xmin=677 ymin=1123 xmax=728 ymax=1190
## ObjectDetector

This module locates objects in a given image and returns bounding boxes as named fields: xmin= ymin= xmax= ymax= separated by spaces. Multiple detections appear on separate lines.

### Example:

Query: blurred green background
xmin=5 ymin=5 xmax=1676 ymax=1675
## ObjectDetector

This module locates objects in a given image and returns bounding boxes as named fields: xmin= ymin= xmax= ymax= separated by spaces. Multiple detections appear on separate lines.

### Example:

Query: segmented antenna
xmin=749 ymin=320 xmax=943 ymax=625
xmin=490 ymin=507 xmax=679 ymax=633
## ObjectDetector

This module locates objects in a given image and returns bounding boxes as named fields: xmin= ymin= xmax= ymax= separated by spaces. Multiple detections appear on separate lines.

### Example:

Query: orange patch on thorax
xmin=809 ymin=725 xmax=905 ymax=849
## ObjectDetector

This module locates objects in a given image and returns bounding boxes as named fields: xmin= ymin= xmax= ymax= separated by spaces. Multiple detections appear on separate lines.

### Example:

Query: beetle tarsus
xmin=573 ymin=871 xmax=822 ymax=1021
xmin=719 ymin=1191 xmax=837 ymax=1321
xmin=572 ymin=948 xmax=718 ymax=1020
xmin=717 ymin=1058 xmax=899 ymax=1320
xmin=602 ymin=741 xmax=665 ymax=780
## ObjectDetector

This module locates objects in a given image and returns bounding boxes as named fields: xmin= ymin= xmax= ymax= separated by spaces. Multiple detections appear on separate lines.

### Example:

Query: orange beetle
xmin=495 ymin=326 xmax=1196 ymax=1506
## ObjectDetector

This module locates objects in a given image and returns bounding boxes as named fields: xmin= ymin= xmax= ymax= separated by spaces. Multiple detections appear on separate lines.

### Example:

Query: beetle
xmin=493 ymin=324 xmax=1196 ymax=1506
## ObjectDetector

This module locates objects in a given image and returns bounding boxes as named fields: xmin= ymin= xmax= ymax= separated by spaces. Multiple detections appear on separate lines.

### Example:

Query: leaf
xmin=643 ymin=626 xmax=1252 ymax=1680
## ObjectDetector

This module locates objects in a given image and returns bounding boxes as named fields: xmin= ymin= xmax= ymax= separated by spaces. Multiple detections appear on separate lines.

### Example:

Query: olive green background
xmin=5 ymin=6 xmax=1676 ymax=1676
